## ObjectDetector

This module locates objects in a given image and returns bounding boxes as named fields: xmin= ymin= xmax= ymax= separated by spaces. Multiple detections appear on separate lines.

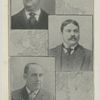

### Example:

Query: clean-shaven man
xmin=11 ymin=0 xmax=48 ymax=29
xmin=49 ymin=19 xmax=93 ymax=72
xmin=12 ymin=63 xmax=54 ymax=100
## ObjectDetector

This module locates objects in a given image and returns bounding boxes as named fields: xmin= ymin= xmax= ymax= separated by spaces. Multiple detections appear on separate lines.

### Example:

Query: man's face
xmin=62 ymin=23 xmax=80 ymax=47
xmin=23 ymin=0 xmax=40 ymax=11
xmin=24 ymin=64 xmax=43 ymax=92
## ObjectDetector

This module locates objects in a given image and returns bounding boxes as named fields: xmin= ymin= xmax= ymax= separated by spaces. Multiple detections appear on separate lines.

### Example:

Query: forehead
xmin=64 ymin=23 xmax=78 ymax=30
xmin=28 ymin=64 xmax=43 ymax=74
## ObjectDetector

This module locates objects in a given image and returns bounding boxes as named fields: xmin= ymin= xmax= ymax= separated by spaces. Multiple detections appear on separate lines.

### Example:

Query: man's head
xmin=61 ymin=19 xmax=80 ymax=47
xmin=23 ymin=63 xmax=43 ymax=92
xmin=23 ymin=0 xmax=41 ymax=11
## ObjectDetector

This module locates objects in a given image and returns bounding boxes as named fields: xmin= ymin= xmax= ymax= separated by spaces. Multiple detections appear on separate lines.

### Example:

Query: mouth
xmin=69 ymin=37 xmax=77 ymax=41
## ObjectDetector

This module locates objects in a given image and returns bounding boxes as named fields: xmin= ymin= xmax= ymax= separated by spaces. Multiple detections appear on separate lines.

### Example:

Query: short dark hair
xmin=24 ymin=63 xmax=40 ymax=74
xmin=61 ymin=19 xmax=80 ymax=32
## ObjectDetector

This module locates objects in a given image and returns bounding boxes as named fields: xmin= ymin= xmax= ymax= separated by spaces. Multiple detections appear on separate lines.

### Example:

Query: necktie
xmin=29 ymin=12 xmax=37 ymax=25
xmin=66 ymin=48 xmax=72 ymax=55
xmin=29 ymin=92 xmax=36 ymax=100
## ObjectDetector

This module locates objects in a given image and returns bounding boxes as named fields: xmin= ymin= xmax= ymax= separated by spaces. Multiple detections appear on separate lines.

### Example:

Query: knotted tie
xmin=29 ymin=12 xmax=37 ymax=25
xmin=29 ymin=92 xmax=37 ymax=100
xmin=66 ymin=48 xmax=73 ymax=55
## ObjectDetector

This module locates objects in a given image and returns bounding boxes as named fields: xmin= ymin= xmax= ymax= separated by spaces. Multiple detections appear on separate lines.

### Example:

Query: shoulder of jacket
xmin=79 ymin=45 xmax=92 ymax=56
xmin=50 ymin=44 xmax=62 ymax=52
xmin=12 ymin=88 xmax=23 ymax=98
xmin=11 ymin=9 xmax=24 ymax=18
xmin=41 ymin=9 xmax=48 ymax=16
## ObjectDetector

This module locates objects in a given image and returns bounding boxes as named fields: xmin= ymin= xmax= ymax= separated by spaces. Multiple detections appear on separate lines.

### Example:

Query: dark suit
xmin=49 ymin=44 xmax=93 ymax=72
xmin=11 ymin=9 xmax=48 ymax=29
xmin=12 ymin=86 xmax=54 ymax=100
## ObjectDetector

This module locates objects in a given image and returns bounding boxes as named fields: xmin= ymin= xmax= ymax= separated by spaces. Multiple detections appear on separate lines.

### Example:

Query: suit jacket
xmin=12 ymin=86 xmax=54 ymax=100
xmin=11 ymin=9 xmax=48 ymax=29
xmin=49 ymin=44 xmax=93 ymax=72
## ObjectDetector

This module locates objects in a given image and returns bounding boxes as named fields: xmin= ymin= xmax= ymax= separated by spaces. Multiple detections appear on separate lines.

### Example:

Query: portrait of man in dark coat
xmin=49 ymin=19 xmax=93 ymax=72
xmin=12 ymin=63 xmax=54 ymax=100
xmin=11 ymin=0 xmax=48 ymax=29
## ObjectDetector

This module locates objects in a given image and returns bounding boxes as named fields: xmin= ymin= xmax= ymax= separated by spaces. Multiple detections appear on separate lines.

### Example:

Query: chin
xmin=69 ymin=41 xmax=77 ymax=46
xmin=25 ymin=5 xmax=37 ymax=11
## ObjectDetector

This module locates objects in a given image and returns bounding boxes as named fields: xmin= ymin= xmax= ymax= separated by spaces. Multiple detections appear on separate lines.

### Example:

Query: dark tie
xmin=29 ymin=92 xmax=36 ymax=100
xmin=66 ymin=48 xmax=72 ymax=55
xmin=29 ymin=12 xmax=37 ymax=25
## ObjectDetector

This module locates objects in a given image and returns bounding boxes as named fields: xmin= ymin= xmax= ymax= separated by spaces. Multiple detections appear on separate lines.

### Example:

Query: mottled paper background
xmin=56 ymin=72 xmax=94 ymax=100
xmin=56 ymin=0 xmax=93 ymax=14
xmin=9 ymin=30 xmax=48 ymax=56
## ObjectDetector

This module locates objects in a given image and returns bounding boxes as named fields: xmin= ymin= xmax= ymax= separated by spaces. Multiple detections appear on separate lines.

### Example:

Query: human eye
xmin=39 ymin=73 xmax=43 ymax=77
xmin=66 ymin=29 xmax=71 ymax=32
xmin=74 ymin=29 xmax=79 ymax=33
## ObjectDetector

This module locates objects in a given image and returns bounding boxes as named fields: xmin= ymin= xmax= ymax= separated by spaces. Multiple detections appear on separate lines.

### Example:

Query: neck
xmin=63 ymin=42 xmax=78 ymax=48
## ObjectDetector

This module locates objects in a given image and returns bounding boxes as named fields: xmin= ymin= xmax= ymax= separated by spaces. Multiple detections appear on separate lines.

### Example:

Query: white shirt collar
xmin=26 ymin=86 xmax=39 ymax=95
xmin=63 ymin=42 xmax=78 ymax=54
xmin=25 ymin=9 xmax=41 ymax=21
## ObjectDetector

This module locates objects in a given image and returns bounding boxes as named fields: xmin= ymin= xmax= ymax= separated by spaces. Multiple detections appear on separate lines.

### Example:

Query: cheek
xmin=40 ymin=77 xmax=43 ymax=81
xmin=75 ymin=34 xmax=79 ymax=38
xmin=63 ymin=32 xmax=71 ymax=39
xmin=27 ymin=77 xmax=35 ymax=83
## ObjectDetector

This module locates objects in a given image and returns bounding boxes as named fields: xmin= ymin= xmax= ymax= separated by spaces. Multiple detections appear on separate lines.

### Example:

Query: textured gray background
xmin=11 ymin=0 xmax=55 ymax=15
xmin=56 ymin=0 xmax=93 ymax=14
xmin=56 ymin=72 xmax=94 ymax=100
xmin=9 ymin=57 xmax=55 ymax=96
xmin=49 ymin=15 xmax=93 ymax=50
xmin=9 ymin=30 xmax=48 ymax=56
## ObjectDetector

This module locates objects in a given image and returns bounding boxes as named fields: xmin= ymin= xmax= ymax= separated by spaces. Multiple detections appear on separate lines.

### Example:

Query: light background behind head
xmin=11 ymin=0 xmax=55 ymax=15
xmin=9 ymin=57 xmax=55 ymax=95
xmin=49 ymin=15 xmax=93 ymax=50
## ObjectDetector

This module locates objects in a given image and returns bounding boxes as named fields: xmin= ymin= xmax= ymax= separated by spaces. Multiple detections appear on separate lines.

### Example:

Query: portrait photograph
xmin=49 ymin=15 xmax=93 ymax=72
xmin=9 ymin=57 xmax=55 ymax=100
xmin=10 ymin=0 xmax=55 ymax=29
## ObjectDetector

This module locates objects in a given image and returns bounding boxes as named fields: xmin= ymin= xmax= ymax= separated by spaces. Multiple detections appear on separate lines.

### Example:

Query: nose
xmin=71 ymin=31 xmax=75 ymax=36
xmin=35 ymin=75 xmax=40 ymax=81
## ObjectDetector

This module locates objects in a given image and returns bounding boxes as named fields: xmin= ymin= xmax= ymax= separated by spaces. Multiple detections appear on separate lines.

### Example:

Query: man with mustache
xmin=11 ymin=0 xmax=48 ymax=29
xmin=12 ymin=63 xmax=54 ymax=100
xmin=49 ymin=19 xmax=93 ymax=72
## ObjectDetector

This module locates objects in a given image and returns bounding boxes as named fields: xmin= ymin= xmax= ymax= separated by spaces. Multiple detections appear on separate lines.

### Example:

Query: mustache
xmin=68 ymin=36 xmax=77 ymax=40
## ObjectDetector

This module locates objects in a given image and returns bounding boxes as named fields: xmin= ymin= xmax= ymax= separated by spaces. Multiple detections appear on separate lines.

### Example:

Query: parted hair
xmin=61 ymin=19 xmax=80 ymax=32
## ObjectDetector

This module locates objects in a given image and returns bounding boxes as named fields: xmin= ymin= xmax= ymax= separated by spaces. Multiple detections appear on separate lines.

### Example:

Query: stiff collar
xmin=26 ymin=86 xmax=39 ymax=95
xmin=62 ymin=42 xmax=78 ymax=54
xmin=25 ymin=9 xmax=41 ymax=21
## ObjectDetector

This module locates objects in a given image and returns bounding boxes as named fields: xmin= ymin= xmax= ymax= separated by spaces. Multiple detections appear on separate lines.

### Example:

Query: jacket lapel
xmin=69 ymin=44 xmax=86 ymax=71
xmin=34 ymin=89 xmax=44 ymax=100
xmin=61 ymin=44 xmax=86 ymax=71
xmin=54 ymin=45 xmax=62 ymax=72
xmin=22 ymin=87 xmax=29 ymax=100
xmin=18 ymin=9 xmax=30 ymax=28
